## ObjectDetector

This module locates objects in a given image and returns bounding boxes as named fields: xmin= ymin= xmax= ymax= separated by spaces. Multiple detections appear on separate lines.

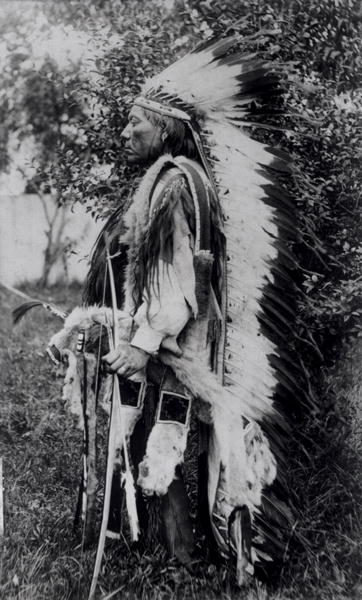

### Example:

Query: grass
xmin=0 ymin=282 xmax=361 ymax=600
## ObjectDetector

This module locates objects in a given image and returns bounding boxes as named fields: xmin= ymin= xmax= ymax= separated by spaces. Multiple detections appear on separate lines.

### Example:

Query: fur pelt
xmin=137 ymin=421 xmax=190 ymax=496
xmin=212 ymin=408 xmax=276 ymax=514
xmin=49 ymin=305 xmax=111 ymax=355
xmin=49 ymin=303 xmax=275 ymax=430
xmin=62 ymin=349 xmax=83 ymax=429
xmin=206 ymin=405 xmax=277 ymax=571
xmin=48 ymin=305 xmax=133 ymax=356
xmin=50 ymin=306 xmax=137 ymax=439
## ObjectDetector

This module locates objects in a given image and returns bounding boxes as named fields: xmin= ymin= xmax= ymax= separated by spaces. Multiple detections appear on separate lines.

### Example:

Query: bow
xmin=88 ymin=234 xmax=139 ymax=600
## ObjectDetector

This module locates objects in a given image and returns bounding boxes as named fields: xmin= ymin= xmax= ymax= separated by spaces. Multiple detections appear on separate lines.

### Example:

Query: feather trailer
xmin=0 ymin=280 xmax=67 ymax=325
xmin=93 ymin=29 xmax=306 ymax=580
xmin=13 ymin=300 xmax=66 ymax=325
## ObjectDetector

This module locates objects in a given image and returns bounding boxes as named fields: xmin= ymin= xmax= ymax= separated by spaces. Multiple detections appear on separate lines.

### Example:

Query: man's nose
xmin=121 ymin=124 xmax=131 ymax=139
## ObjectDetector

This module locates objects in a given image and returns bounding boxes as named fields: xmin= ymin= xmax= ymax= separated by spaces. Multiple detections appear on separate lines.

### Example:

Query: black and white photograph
xmin=0 ymin=1 xmax=361 ymax=599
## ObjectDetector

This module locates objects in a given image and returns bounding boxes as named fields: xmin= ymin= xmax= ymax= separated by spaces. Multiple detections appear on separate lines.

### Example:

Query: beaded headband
xmin=134 ymin=96 xmax=191 ymax=122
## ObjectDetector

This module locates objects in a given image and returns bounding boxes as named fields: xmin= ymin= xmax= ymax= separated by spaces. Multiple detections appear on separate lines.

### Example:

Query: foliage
xmin=0 ymin=3 xmax=85 ymax=191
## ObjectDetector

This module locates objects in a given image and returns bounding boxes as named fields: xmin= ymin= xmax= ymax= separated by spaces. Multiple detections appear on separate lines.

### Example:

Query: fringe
xmin=145 ymin=496 xmax=163 ymax=546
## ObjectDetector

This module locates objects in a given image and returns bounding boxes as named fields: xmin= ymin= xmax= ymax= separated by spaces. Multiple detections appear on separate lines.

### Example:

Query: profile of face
xmin=121 ymin=105 xmax=164 ymax=165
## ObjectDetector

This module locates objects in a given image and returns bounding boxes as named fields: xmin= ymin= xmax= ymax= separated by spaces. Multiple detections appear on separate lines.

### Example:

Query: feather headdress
xmin=132 ymin=32 xmax=304 ymax=576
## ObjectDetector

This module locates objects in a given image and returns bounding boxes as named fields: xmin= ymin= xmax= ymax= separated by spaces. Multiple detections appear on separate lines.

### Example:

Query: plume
xmin=13 ymin=300 xmax=66 ymax=325
xmin=0 ymin=280 xmax=66 ymax=324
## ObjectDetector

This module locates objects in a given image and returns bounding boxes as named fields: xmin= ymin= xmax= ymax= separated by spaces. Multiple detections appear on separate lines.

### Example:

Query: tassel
xmin=122 ymin=469 xmax=140 ymax=542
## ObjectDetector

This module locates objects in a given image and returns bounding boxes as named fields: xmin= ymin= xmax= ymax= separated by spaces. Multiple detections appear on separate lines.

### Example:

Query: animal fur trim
xmin=137 ymin=420 xmax=189 ymax=496
xmin=62 ymin=349 xmax=83 ymax=429
xmin=206 ymin=406 xmax=276 ymax=572
xmin=213 ymin=409 xmax=276 ymax=512
xmin=83 ymin=352 xmax=98 ymax=511
xmin=48 ymin=305 xmax=133 ymax=355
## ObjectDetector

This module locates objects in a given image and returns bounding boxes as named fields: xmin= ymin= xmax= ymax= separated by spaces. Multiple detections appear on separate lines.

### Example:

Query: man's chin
xmin=124 ymin=152 xmax=155 ymax=166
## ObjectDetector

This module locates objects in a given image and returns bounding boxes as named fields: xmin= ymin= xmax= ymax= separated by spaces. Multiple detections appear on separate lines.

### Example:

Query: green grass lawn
xmin=0 ymin=283 xmax=360 ymax=600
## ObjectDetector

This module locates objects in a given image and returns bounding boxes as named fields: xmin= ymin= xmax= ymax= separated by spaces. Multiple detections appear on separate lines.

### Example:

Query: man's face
xmin=121 ymin=105 xmax=163 ymax=164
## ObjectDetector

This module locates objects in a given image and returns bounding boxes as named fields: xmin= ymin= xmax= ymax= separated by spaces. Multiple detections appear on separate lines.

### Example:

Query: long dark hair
xmin=82 ymin=205 xmax=128 ymax=307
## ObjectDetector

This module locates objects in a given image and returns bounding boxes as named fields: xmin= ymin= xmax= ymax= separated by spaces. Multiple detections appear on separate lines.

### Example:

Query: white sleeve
xmin=130 ymin=259 xmax=192 ymax=354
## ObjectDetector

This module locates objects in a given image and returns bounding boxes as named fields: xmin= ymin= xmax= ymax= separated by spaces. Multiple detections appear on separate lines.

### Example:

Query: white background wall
xmin=0 ymin=194 xmax=102 ymax=286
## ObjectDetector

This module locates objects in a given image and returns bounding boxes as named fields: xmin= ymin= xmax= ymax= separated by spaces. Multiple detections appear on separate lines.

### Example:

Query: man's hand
xmin=102 ymin=344 xmax=149 ymax=378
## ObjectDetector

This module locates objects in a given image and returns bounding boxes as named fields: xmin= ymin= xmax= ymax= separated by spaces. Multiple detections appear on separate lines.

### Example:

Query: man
xmin=48 ymin=33 xmax=298 ymax=590
xmin=98 ymin=100 xmax=222 ymax=565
